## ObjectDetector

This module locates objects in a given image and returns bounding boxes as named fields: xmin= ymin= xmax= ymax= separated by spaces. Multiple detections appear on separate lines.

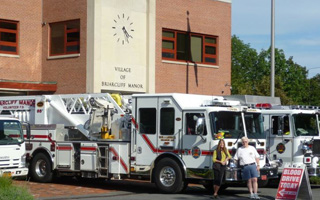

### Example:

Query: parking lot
xmin=13 ymin=178 xmax=320 ymax=200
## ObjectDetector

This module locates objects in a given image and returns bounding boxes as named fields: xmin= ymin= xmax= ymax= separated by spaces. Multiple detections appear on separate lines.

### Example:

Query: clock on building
xmin=112 ymin=13 xmax=134 ymax=45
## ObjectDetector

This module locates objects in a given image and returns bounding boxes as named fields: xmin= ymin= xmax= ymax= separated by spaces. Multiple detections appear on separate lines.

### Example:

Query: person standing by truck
xmin=234 ymin=137 xmax=260 ymax=199
xmin=212 ymin=139 xmax=231 ymax=199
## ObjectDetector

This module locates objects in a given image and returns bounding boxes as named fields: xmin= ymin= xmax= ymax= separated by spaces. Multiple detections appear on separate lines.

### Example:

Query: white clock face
xmin=112 ymin=13 xmax=134 ymax=45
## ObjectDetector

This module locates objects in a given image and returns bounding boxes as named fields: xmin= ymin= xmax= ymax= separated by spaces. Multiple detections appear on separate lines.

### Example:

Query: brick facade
xmin=0 ymin=0 xmax=231 ymax=96
xmin=156 ymin=0 xmax=231 ymax=95
xmin=0 ymin=0 xmax=42 ymax=82
xmin=41 ymin=0 xmax=87 ymax=94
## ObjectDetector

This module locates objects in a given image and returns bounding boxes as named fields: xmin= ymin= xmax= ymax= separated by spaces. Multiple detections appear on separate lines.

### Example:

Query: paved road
xmin=31 ymin=179 xmax=319 ymax=200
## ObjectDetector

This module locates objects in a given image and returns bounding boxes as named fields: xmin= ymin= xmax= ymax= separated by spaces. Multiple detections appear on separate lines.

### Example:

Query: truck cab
xmin=130 ymin=94 xmax=278 ymax=193
xmin=0 ymin=117 xmax=30 ymax=178
xmin=261 ymin=106 xmax=320 ymax=176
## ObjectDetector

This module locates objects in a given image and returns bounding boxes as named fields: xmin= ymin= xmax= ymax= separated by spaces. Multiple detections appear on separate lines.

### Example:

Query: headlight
xmin=21 ymin=153 xmax=27 ymax=167
xmin=302 ymin=144 xmax=310 ymax=151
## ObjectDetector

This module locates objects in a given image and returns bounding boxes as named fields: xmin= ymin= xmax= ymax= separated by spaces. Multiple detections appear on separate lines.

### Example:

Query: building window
xmin=0 ymin=19 xmax=19 ymax=55
xmin=162 ymin=29 xmax=218 ymax=65
xmin=50 ymin=20 xmax=80 ymax=56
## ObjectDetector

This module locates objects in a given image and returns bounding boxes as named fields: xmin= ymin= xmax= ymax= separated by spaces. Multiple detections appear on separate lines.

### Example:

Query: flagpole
xmin=271 ymin=0 xmax=275 ymax=97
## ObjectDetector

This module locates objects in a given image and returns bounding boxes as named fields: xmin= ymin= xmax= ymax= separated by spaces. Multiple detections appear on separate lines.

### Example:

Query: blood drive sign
xmin=275 ymin=168 xmax=304 ymax=200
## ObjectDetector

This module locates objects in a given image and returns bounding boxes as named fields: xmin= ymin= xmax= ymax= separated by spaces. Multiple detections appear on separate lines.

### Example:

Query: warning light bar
xmin=255 ymin=103 xmax=272 ymax=109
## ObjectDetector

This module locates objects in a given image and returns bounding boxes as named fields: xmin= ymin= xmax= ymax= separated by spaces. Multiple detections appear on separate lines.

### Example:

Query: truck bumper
xmin=260 ymin=166 xmax=278 ymax=180
xmin=0 ymin=167 xmax=29 ymax=178
xmin=225 ymin=166 xmax=278 ymax=182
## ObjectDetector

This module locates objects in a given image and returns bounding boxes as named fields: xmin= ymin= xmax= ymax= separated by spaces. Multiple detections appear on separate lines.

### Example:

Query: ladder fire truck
xmin=0 ymin=93 xmax=278 ymax=193
xmin=225 ymin=95 xmax=320 ymax=178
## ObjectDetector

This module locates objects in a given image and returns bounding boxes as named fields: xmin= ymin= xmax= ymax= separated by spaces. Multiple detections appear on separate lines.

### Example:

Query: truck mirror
xmin=195 ymin=117 xmax=205 ymax=135
xmin=24 ymin=123 xmax=31 ymax=139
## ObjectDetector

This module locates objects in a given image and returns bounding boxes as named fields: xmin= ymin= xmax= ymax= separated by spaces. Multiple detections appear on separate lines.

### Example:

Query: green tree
xmin=231 ymin=35 xmax=310 ymax=105
xmin=308 ymin=74 xmax=320 ymax=105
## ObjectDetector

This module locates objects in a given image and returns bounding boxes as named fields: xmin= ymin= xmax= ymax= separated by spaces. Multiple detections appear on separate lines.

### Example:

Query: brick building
xmin=0 ymin=0 xmax=231 ymax=96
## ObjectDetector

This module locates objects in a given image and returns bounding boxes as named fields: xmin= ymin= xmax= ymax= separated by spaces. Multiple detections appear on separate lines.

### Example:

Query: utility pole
xmin=271 ymin=0 xmax=275 ymax=97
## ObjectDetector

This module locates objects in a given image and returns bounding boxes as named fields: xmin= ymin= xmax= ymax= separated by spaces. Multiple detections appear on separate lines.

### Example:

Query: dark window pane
xmin=0 ymin=21 xmax=17 ymax=30
xmin=205 ymin=46 xmax=216 ymax=55
xmin=162 ymin=40 xmax=174 ymax=49
xmin=50 ymin=23 xmax=65 ymax=55
xmin=160 ymin=108 xmax=175 ymax=135
xmin=66 ymin=45 xmax=79 ymax=52
xmin=162 ymin=31 xmax=174 ymax=38
xmin=205 ymin=57 xmax=216 ymax=64
xmin=67 ymin=32 xmax=79 ymax=42
xmin=0 ymin=45 xmax=16 ymax=52
xmin=162 ymin=52 xmax=174 ymax=58
xmin=140 ymin=108 xmax=156 ymax=134
xmin=177 ymin=33 xmax=188 ymax=60
xmin=191 ymin=36 xmax=202 ymax=62
xmin=1 ymin=32 xmax=16 ymax=42
xmin=205 ymin=37 xmax=216 ymax=44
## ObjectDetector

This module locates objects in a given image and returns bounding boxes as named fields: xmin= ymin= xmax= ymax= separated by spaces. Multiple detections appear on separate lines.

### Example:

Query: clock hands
xmin=122 ymin=26 xmax=133 ymax=43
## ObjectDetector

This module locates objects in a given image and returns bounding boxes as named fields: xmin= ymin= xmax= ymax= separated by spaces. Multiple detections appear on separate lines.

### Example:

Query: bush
xmin=0 ymin=177 xmax=34 ymax=200
xmin=309 ymin=176 xmax=320 ymax=185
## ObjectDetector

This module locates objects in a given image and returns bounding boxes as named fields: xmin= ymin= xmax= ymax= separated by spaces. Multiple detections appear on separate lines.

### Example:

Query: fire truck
xmin=0 ymin=116 xmax=30 ymax=178
xmin=0 ymin=93 xmax=278 ymax=193
xmin=225 ymin=95 xmax=320 ymax=177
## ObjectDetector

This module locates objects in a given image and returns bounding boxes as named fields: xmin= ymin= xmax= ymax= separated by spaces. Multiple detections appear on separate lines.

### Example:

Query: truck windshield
xmin=293 ymin=114 xmax=319 ymax=136
xmin=209 ymin=111 xmax=244 ymax=139
xmin=0 ymin=120 xmax=23 ymax=145
xmin=244 ymin=113 xmax=265 ymax=139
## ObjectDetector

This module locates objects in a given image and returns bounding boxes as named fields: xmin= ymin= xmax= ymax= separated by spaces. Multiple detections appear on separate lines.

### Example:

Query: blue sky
xmin=232 ymin=0 xmax=320 ymax=78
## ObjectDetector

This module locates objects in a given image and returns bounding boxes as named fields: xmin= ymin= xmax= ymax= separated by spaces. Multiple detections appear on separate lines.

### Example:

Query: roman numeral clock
xmin=112 ymin=14 xmax=134 ymax=45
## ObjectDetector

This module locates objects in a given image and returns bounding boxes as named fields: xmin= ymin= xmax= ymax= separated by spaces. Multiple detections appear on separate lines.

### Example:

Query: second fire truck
xmin=225 ymin=95 xmax=320 ymax=178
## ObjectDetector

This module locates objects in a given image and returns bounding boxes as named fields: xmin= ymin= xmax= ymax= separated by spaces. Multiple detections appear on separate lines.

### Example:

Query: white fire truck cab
xmin=226 ymin=95 xmax=320 ymax=178
xmin=0 ymin=116 xmax=30 ymax=178
xmin=261 ymin=105 xmax=320 ymax=176
xmin=0 ymin=93 xmax=278 ymax=193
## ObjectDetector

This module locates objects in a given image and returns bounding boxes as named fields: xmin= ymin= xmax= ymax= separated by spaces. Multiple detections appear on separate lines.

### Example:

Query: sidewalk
xmin=13 ymin=178 xmax=119 ymax=199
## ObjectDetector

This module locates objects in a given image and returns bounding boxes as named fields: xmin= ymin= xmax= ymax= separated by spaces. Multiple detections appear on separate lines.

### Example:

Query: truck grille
xmin=0 ymin=159 xmax=20 ymax=168
xmin=312 ymin=139 xmax=320 ymax=155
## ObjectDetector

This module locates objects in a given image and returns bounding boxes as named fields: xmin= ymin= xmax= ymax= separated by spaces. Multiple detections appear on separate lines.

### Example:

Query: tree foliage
xmin=231 ymin=35 xmax=312 ymax=105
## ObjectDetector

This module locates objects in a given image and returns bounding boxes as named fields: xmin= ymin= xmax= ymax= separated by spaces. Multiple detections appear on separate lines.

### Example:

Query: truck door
xmin=134 ymin=96 xmax=182 ymax=166
xmin=134 ymin=97 xmax=158 ymax=166
xmin=181 ymin=111 xmax=211 ymax=173
xmin=156 ymin=97 xmax=182 ymax=153
xmin=267 ymin=115 xmax=293 ymax=164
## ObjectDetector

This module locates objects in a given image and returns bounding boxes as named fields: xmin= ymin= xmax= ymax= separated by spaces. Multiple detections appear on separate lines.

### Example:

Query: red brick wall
xmin=156 ymin=0 xmax=231 ymax=95
xmin=42 ymin=0 xmax=87 ymax=94
xmin=0 ymin=0 xmax=42 ymax=82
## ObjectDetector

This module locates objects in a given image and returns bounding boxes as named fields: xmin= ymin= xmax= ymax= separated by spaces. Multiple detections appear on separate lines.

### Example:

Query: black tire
xmin=203 ymin=181 xmax=214 ymax=193
xmin=30 ymin=153 xmax=53 ymax=183
xmin=258 ymin=179 xmax=269 ymax=187
xmin=154 ymin=158 xmax=185 ymax=193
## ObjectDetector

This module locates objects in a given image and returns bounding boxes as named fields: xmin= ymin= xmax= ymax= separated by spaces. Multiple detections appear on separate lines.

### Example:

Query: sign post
xmin=275 ymin=165 xmax=313 ymax=200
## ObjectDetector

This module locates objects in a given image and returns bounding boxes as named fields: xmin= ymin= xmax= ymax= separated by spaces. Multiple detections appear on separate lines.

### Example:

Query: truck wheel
xmin=258 ymin=179 xmax=269 ymax=187
xmin=30 ymin=153 xmax=53 ymax=183
xmin=154 ymin=158 xmax=185 ymax=193
xmin=203 ymin=181 xmax=213 ymax=193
